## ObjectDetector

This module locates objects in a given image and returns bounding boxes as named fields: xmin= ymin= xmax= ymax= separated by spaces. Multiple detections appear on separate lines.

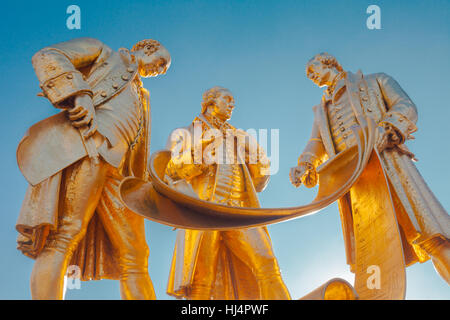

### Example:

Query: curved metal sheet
xmin=17 ymin=112 xmax=87 ymax=186
xmin=119 ymin=119 xmax=377 ymax=230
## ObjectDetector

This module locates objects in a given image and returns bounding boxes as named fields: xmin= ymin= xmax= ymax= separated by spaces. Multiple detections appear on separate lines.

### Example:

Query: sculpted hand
xmin=376 ymin=124 xmax=402 ymax=153
xmin=68 ymin=94 xmax=97 ymax=138
xmin=289 ymin=163 xmax=318 ymax=188
xmin=177 ymin=163 xmax=207 ymax=181
xmin=377 ymin=124 xmax=417 ymax=160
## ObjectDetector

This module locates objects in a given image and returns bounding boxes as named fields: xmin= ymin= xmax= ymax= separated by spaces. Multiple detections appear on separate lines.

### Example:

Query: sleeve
xmin=246 ymin=143 xmax=271 ymax=192
xmin=297 ymin=119 xmax=328 ymax=169
xmin=32 ymin=37 xmax=105 ymax=107
xmin=376 ymin=72 xmax=418 ymax=143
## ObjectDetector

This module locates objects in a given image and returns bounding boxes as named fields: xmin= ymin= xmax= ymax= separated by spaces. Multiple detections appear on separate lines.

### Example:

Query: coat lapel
xmin=313 ymin=101 xmax=336 ymax=157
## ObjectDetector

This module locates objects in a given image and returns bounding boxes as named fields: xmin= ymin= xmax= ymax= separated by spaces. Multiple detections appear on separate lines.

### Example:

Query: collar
xmin=197 ymin=113 xmax=236 ymax=134
xmin=203 ymin=113 xmax=225 ymax=129
xmin=332 ymin=78 xmax=346 ymax=102
xmin=324 ymin=74 xmax=347 ymax=103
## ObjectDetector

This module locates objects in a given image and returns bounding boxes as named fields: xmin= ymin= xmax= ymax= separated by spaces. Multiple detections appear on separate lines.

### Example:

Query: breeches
xmin=192 ymin=227 xmax=282 ymax=286
xmin=45 ymin=157 xmax=149 ymax=277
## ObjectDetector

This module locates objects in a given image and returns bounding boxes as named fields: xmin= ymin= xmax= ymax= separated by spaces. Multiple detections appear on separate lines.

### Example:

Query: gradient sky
xmin=0 ymin=0 xmax=449 ymax=299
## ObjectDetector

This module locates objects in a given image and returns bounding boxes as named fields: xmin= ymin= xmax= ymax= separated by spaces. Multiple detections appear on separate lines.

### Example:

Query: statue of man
xmin=165 ymin=86 xmax=291 ymax=300
xmin=16 ymin=37 xmax=171 ymax=299
xmin=289 ymin=53 xmax=450 ymax=293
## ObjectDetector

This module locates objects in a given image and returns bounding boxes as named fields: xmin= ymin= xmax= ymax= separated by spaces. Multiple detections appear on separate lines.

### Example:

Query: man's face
xmin=210 ymin=90 xmax=235 ymax=121
xmin=138 ymin=46 xmax=171 ymax=78
xmin=306 ymin=60 xmax=331 ymax=88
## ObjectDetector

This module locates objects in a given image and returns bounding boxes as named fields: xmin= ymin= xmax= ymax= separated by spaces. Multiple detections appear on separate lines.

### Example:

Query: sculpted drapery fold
xmin=297 ymin=71 xmax=449 ymax=271
xmin=16 ymin=38 xmax=152 ymax=281
xmin=164 ymin=114 xmax=287 ymax=300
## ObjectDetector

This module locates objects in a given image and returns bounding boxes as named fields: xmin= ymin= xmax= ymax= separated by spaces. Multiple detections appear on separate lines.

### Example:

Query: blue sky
xmin=0 ymin=0 xmax=449 ymax=299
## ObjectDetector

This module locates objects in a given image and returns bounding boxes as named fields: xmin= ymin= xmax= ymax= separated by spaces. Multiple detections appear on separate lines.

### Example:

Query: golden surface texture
xmin=120 ymin=113 xmax=374 ymax=229
xmin=299 ymin=278 xmax=358 ymax=300
xmin=292 ymin=54 xmax=450 ymax=298
xmin=120 ymin=57 xmax=450 ymax=299
xmin=16 ymin=37 xmax=171 ymax=299
xmin=121 ymin=60 xmax=449 ymax=299
xmin=165 ymin=88 xmax=290 ymax=300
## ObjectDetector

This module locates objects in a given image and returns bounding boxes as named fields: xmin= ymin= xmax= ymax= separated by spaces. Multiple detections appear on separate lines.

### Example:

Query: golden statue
xmin=15 ymin=37 xmax=171 ymax=299
xmin=118 ymin=53 xmax=448 ymax=299
xmin=164 ymin=87 xmax=291 ymax=300
xmin=290 ymin=53 xmax=450 ymax=298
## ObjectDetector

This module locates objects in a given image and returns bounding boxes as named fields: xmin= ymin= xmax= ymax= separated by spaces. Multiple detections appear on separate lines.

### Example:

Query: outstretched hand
xmin=289 ymin=163 xmax=318 ymax=188
xmin=376 ymin=124 xmax=402 ymax=153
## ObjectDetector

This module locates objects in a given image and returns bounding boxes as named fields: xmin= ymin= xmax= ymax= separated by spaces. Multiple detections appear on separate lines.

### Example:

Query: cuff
xmin=248 ymin=161 xmax=270 ymax=178
xmin=298 ymin=152 xmax=319 ymax=167
xmin=380 ymin=111 xmax=418 ymax=142
xmin=41 ymin=71 xmax=92 ymax=106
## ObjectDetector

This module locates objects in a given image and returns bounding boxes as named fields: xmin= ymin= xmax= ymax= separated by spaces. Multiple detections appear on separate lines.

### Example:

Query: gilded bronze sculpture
xmin=289 ymin=53 xmax=450 ymax=298
xmin=119 ymin=53 xmax=449 ymax=299
xmin=164 ymin=87 xmax=291 ymax=300
xmin=16 ymin=37 xmax=171 ymax=299
xmin=17 ymin=35 xmax=448 ymax=300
